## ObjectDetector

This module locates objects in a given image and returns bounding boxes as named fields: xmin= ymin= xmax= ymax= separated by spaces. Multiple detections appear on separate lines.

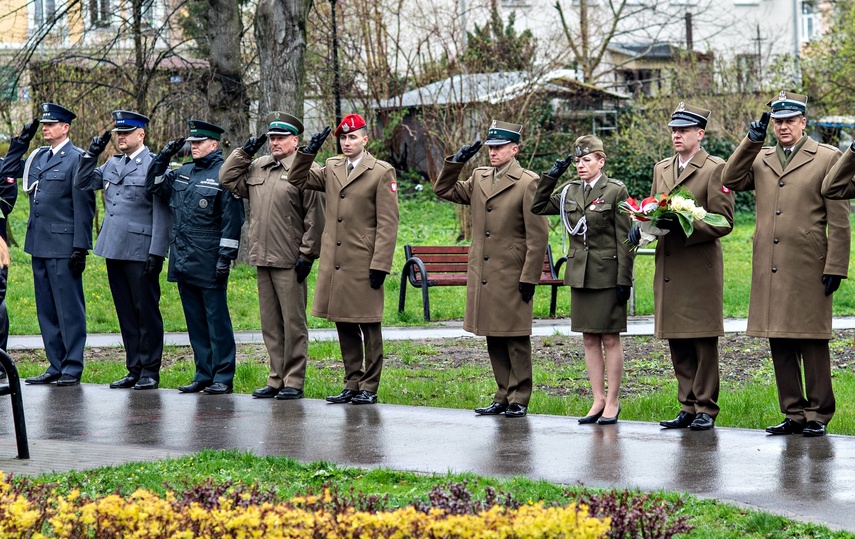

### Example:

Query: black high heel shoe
xmin=578 ymin=407 xmax=605 ymax=424
xmin=597 ymin=405 xmax=621 ymax=425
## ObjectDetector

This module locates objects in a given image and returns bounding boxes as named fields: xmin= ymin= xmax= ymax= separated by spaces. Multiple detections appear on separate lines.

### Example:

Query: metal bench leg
xmin=550 ymin=284 xmax=558 ymax=318
xmin=0 ymin=352 xmax=29 ymax=459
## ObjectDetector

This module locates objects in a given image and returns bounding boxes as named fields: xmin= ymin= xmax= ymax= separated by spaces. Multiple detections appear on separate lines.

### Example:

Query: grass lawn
xmin=12 ymin=450 xmax=854 ymax=538
xmin=6 ymin=194 xmax=855 ymax=334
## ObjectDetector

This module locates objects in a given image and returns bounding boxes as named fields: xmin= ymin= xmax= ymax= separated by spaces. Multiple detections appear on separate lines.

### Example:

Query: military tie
xmin=346 ymin=162 xmax=354 ymax=178
xmin=678 ymin=164 xmax=685 ymax=176
xmin=122 ymin=155 xmax=131 ymax=165
xmin=784 ymin=148 xmax=792 ymax=158
xmin=583 ymin=183 xmax=591 ymax=200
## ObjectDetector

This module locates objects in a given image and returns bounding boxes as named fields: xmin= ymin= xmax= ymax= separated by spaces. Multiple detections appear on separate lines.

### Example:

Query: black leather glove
xmin=242 ymin=134 xmax=268 ymax=157
xmin=302 ymin=126 xmax=331 ymax=154
xmin=295 ymin=257 xmax=312 ymax=284
xmin=748 ymin=112 xmax=770 ymax=143
xmin=143 ymin=254 xmax=164 ymax=277
xmin=87 ymin=130 xmax=112 ymax=156
xmin=159 ymin=138 xmax=186 ymax=159
xmin=215 ymin=256 xmax=231 ymax=285
xmin=822 ymin=274 xmax=841 ymax=296
xmin=850 ymin=138 xmax=855 ymax=153
xmin=627 ymin=225 xmax=641 ymax=246
xmin=452 ymin=139 xmax=482 ymax=163
xmin=369 ymin=269 xmax=387 ymax=290
xmin=14 ymin=117 xmax=40 ymax=145
xmin=548 ymin=153 xmax=575 ymax=178
xmin=69 ymin=248 xmax=88 ymax=278
xmin=616 ymin=284 xmax=632 ymax=303
xmin=519 ymin=282 xmax=535 ymax=303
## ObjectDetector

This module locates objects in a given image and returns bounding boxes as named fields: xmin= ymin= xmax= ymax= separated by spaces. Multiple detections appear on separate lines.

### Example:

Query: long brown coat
xmin=722 ymin=136 xmax=850 ymax=339
xmin=531 ymin=173 xmax=633 ymax=289
xmin=219 ymin=149 xmax=325 ymax=268
xmin=433 ymin=157 xmax=549 ymax=337
xmin=289 ymin=150 xmax=399 ymax=323
xmin=822 ymin=146 xmax=855 ymax=199
xmin=651 ymin=150 xmax=734 ymax=339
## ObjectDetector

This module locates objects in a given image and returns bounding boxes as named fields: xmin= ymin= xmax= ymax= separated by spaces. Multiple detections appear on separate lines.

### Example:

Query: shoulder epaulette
xmin=706 ymin=155 xmax=726 ymax=164
xmin=607 ymin=178 xmax=626 ymax=187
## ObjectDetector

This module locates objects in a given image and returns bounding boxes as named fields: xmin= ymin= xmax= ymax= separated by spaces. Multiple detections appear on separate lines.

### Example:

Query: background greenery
xmin=6 ymin=183 xmax=855 ymax=334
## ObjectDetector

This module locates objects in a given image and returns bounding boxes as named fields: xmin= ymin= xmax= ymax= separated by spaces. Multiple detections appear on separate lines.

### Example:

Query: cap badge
xmin=199 ymin=199 xmax=208 ymax=209
xmin=42 ymin=104 xmax=49 ymax=112
xmin=116 ymin=112 xmax=123 ymax=119
xmin=676 ymin=102 xmax=685 ymax=112
xmin=575 ymin=146 xmax=582 ymax=156
xmin=778 ymin=90 xmax=787 ymax=100
xmin=342 ymin=122 xmax=350 ymax=133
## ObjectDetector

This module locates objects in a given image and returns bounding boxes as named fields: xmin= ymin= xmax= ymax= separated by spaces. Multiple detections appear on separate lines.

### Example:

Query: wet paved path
xmin=2 ymin=384 xmax=855 ymax=531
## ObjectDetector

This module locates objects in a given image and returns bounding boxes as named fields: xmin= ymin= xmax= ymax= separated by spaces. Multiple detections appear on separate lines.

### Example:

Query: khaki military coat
xmin=722 ymin=136 xmax=850 ymax=339
xmin=822 ymin=146 xmax=855 ymax=199
xmin=220 ymin=149 xmax=325 ymax=268
xmin=433 ymin=157 xmax=549 ymax=337
xmin=289 ymin=150 xmax=399 ymax=323
xmin=651 ymin=150 xmax=734 ymax=339
xmin=531 ymin=172 xmax=633 ymax=289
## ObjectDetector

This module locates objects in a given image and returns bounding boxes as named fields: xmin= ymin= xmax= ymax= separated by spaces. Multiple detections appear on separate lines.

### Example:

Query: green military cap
xmin=574 ymin=135 xmax=604 ymax=158
xmin=668 ymin=102 xmax=711 ymax=129
xmin=265 ymin=112 xmax=303 ymax=136
xmin=186 ymin=120 xmax=225 ymax=141
xmin=485 ymin=120 xmax=523 ymax=146
xmin=766 ymin=90 xmax=808 ymax=119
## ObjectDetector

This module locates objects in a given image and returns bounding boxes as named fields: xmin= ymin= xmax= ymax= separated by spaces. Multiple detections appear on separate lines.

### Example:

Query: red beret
xmin=335 ymin=113 xmax=367 ymax=137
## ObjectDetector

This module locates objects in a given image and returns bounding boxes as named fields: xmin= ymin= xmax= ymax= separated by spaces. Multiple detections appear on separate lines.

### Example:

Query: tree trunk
xmin=205 ymin=0 xmax=250 ymax=155
xmin=254 ymin=0 xmax=313 ymax=127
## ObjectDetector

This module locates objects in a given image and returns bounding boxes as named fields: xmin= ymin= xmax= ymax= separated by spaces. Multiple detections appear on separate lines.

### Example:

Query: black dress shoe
xmin=505 ymin=403 xmax=527 ymax=417
xmin=109 ymin=375 xmax=138 ymax=389
xmin=133 ymin=377 xmax=158 ymax=390
xmin=578 ymin=408 xmax=604 ymax=424
xmin=252 ymin=386 xmax=279 ymax=398
xmin=56 ymin=375 xmax=80 ymax=386
xmin=689 ymin=412 xmax=715 ymax=430
xmin=766 ymin=418 xmax=805 ymax=435
xmin=597 ymin=405 xmax=621 ymax=425
xmin=351 ymin=390 xmax=378 ymax=405
xmin=474 ymin=402 xmax=508 ymax=415
xmin=275 ymin=387 xmax=304 ymax=400
xmin=326 ymin=389 xmax=357 ymax=403
xmin=25 ymin=372 xmax=61 ymax=385
xmin=203 ymin=382 xmax=233 ymax=394
xmin=803 ymin=420 xmax=827 ymax=437
xmin=178 ymin=381 xmax=212 ymax=393
xmin=660 ymin=411 xmax=696 ymax=429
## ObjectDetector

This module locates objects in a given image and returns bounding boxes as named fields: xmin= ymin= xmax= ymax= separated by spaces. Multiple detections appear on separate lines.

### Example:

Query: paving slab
xmin=1 ymin=383 xmax=854 ymax=531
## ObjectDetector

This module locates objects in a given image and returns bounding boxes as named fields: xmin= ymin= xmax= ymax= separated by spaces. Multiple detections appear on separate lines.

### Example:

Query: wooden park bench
xmin=398 ymin=244 xmax=567 ymax=322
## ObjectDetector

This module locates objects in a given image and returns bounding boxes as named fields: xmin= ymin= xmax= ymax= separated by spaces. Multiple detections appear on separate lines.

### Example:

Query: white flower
xmin=669 ymin=196 xmax=696 ymax=213
xmin=692 ymin=206 xmax=707 ymax=220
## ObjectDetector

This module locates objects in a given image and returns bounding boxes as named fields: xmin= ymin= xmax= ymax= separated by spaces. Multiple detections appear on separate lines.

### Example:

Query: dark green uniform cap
xmin=668 ymin=102 xmax=711 ymax=129
xmin=265 ymin=112 xmax=303 ymax=136
xmin=485 ymin=120 xmax=523 ymax=146
xmin=186 ymin=120 xmax=225 ymax=141
xmin=574 ymin=135 xmax=604 ymax=158
xmin=767 ymin=90 xmax=808 ymax=119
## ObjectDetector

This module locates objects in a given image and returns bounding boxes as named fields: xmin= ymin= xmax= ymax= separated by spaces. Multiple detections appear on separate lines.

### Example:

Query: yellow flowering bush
xmin=0 ymin=473 xmax=610 ymax=539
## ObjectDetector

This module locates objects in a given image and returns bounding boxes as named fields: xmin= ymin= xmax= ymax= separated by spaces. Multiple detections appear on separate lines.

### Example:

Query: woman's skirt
xmin=570 ymin=287 xmax=627 ymax=333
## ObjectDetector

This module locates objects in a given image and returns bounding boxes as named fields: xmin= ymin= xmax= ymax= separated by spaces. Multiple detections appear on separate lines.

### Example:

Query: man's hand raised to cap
xmin=303 ymin=126 xmax=331 ymax=154
xmin=87 ymin=130 xmax=112 ymax=156
xmin=748 ymin=112 xmax=770 ymax=143
xmin=452 ymin=139 xmax=482 ymax=163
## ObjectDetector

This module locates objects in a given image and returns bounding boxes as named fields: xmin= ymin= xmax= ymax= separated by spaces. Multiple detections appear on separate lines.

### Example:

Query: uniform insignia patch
xmin=4 ymin=177 xmax=14 ymax=184
xmin=721 ymin=185 xmax=731 ymax=193
xmin=390 ymin=180 xmax=397 ymax=193
xmin=199 ymin=199 xmax=208 ymax=208
xmin=135 ymin=158 xmax=142 ymax=164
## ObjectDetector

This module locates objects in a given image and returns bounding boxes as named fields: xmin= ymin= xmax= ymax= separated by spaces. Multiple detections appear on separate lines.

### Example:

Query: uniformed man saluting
xmin=434 ymin=121 xmax=549 ymax=418
xmin=289 ymin=114 xmax=399 ymax=405
xmin=723 ymin=91 xmax=850 ymax=437
xmin=76 ymin=111 xmax=171 ymax=391
xmin=146 ymin=120 xmax=245 ymax=395
xmin=0 ymin=103 xmax=95 ymax=386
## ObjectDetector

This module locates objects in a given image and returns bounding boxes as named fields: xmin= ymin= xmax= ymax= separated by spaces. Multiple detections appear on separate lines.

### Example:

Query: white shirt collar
xmin=587 ymin=173 xmax=602 ymax=189
xmin=125 ymin=145 xmax=146 ymax=161
xmin=50 ymin=138 xmax=71 ymax=153
xmin=347 ymin=154 xmax=364 ymax=169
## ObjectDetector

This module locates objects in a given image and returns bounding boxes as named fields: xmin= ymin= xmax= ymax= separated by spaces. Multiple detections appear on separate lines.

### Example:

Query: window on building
xmin=90 ymin=0 xmax=111 ymax=26
xmin=618 ymin=69 xmax=661 ymax=96
xmin=0 ymin=67 xmax=18 ymax=102
xmin=141 ymin=0 xmax=157 ymax=26
xmin=34 ymin=0 xmax=57 ymax=28
xmin=736 ymin=53 xmax=760 ymax=93
xmin=801 ymin=1 xmax=820 ymax=42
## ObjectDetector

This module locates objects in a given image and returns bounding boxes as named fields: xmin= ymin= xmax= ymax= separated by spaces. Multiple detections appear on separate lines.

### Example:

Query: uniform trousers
xmin=769 ymin=338 xmax=835 ymax=424
xmin=177 ymin=282 xmax=236 ymax=385
xmin=486 ymin=335 xmax=533 ymax=406
xmin=106 ymin=259 xmax=163 ymax=380
xmin=335 ymin=322 xmax=383 ymax=393
xmin=668 ymin=337 xmax=720 ymax=418
xmin=258 ymin=266 xmax=308 ymax=390
xmin=32 ymin=257 xmax=86 ymax=378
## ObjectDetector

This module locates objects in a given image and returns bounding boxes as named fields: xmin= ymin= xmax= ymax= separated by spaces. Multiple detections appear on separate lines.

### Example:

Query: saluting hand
xmin=748 ymin=112 xmax=770 ymax=143
xmin=303 ymin=126 xmax=331 ymax=154
xmin=242 ymin=134 xmax=268 ymax=157
xmin=15 ymin=117 xmax=40 ymax=145
xmin=160 ymin=138 xmax=186 ymax=159
xmin=452 ymin=139 xmax=482 ymax=163
xmin=87 ymin=130 xmax=112 ymax=156
xmin=548 ymin=152 xmax=575 ymax=179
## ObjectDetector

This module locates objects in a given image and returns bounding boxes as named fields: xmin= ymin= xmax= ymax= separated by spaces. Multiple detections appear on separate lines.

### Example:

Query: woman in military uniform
xmin=531 ymin=136 xmax=633 ymax=424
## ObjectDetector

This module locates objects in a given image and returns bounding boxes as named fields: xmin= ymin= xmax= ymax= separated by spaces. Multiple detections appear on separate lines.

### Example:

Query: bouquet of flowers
xmin=619 ymin=186 xmax=729 ymax=249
